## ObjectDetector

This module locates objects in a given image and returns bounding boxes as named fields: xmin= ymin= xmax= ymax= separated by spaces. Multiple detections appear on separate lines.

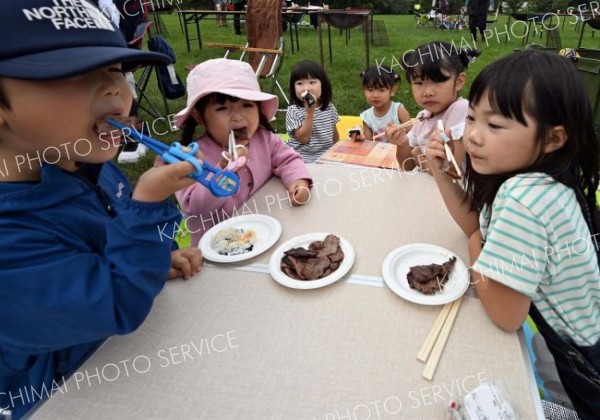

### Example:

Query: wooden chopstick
xmin=417 ymin=303 xmax=453 ymax=363
xmin=422 ymin=296 xmax=463 ymax=381
xmin=436 ymin=120 xmax=462 ymax=178
xmin=444 ymin=143 xmax=463 ymax=178
xmin=372 ymin=118 xmax=419 ymax=140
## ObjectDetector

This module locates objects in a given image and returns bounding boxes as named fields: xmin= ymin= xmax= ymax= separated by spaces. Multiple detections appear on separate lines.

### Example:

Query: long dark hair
xmin=288 ymin=60 xmax=333 ymax=111
xmin=179 ymin=93 xmax=274 ymax=146
xmin=403 ymin=41 xmax=480 ymax=83
xmin=465 ymin=50 xmax=599 ymax=231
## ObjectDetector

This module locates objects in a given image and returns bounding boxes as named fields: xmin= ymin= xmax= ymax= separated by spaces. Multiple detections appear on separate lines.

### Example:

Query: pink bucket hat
xmin=174 ymin=58 xmax=279 ymax=129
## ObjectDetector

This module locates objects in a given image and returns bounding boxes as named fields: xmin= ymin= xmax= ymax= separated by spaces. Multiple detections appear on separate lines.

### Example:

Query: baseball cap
xmin=174 ymin=58 xmax=279 ymax=129
xmin=0 ymin=0 xmax=171 ymax=80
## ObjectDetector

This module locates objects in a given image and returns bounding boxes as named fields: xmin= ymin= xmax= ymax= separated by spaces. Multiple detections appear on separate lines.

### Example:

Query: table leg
xmin=294 ymin=22 xmax=299 ymax=51
xmin=318 ymin=18 xmax=324 ymax=66
xmin=504 ymin=15 xmax=512 ymax=44
xmin=370 ymin=14 xmax=374 ymax=46
xmin=327 ymin=23 xmax=332 ymax=65
xmin=195 ymin=14 xmax=202 ymax=49
xmin=289 ymin=20 xmax=295 ymax=53
xmin=183 ymin=13 xmax=191 ymax=52
xmin=523 ymin=16 xmax=533 ymax=46
xmin=365 ymin=17 xmax=370 ymax=68
xmin=578 ymin=19 xmax=586 ymax=48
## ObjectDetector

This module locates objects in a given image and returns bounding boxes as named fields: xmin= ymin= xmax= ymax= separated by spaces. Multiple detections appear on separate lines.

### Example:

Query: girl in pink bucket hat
xmin=174 ymin=58 xmax=312 ymax=246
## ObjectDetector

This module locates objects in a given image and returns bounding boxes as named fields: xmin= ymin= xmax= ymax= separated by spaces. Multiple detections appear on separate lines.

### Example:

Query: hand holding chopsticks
xmin=436 ymin=120 xmax=462 ymax=179
xmin=221 ymin=130 xmax=247 ymax=172
xmin=106 ymin=119 xmax=240 ymax=198
xmin=418 ymin=296 xmax=464 ymax=381
xmin=373 ymin=117 xmax=420 ymax=141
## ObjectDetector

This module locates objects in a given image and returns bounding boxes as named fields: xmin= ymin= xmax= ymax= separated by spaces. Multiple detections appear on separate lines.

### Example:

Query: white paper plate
xmin=199 ymin=214 xmax=282 ymax=263
xmin=269 ymin=233 xmax=355 ymax=289
xmin=382 ymin=243 xmax=468 ymax=305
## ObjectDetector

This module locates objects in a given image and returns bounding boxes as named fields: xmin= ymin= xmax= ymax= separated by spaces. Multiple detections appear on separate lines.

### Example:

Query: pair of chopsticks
xmin=105 ymin=119 xmax=240 ymax=198
xmin=372 ymin=117 xmax=419 ymax=141
xmin=417 ymin=296 xmax=463 ymax=381
xmin=220 ymin=131 xmax=247 ymax=171
xmin=436 ymin=120 xmax=462 ymax=178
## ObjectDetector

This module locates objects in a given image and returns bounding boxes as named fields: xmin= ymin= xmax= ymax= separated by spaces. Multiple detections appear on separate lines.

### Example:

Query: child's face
xmin=197 ymin=98 xmax=260 ymax=147
xmin=410 ymin=70 xmax=465 ymax=115
xmin=363 ymin=85 xmax=396 ymax=109
xmin=294 ymin=77 xmax=322 ymax=103
xmin=0 ymin=65 xmax=132 ymax=172
xmin=464 ymin=95 xmax=541 ymax=175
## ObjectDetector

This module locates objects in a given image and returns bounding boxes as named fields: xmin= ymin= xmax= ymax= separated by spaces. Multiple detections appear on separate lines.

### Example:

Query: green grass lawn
xmin=120 ymin=12 xmax=599 ymax=184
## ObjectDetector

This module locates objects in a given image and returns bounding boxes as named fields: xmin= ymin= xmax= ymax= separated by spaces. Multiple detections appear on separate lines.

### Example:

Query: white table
xmin=30 ymin=165 xmax=543 ymax=419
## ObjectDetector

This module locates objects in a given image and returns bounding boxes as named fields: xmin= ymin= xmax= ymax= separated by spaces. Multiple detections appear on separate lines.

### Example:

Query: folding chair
xmin=115 ymin=0 xmax=183 ymax=121
xmin=204 ymin=0 xmax=290 ymax=110
xmin=336 ymin=116 xmax=363 ymax=140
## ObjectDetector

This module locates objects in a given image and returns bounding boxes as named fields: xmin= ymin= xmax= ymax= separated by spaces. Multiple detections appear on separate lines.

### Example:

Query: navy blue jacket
xmin=0 ymin=162 xmax=181 ymax=418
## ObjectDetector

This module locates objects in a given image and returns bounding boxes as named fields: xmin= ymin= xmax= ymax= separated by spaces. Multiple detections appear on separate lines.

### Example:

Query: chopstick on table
xmin=417 ymin=302 xmax=452 ymax=363
xmin=421 ymin=296 xmax=464 ymax=381
xmin=372 ymin=118 xmax=419 ymax=141
xmin=436 ymin=120 xmax=463 ymax=178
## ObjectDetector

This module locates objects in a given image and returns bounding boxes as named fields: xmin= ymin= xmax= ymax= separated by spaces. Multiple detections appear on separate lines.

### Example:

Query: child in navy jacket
xmin=0 ymin=1 xmax=202 ymax=418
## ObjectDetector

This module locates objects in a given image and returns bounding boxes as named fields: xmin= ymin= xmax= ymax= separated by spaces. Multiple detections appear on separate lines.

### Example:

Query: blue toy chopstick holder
xmin=106 ymin=119 xmax=239 ymax=197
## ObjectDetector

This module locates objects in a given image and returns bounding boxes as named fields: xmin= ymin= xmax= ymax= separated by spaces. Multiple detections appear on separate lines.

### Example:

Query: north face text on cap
xmin=22 ymin=0 xmax=115 ymax=31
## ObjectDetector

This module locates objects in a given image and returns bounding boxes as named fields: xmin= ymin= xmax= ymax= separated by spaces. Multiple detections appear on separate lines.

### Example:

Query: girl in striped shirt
xmin=286 ymin=60 xmax=340 ymax=163
xmin=427 ymin=50 xmax=600 ymax=418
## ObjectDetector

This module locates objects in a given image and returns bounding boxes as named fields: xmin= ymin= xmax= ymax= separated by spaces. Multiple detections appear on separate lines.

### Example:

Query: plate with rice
xmin=199 ymin=214 xmax=282 ymax=263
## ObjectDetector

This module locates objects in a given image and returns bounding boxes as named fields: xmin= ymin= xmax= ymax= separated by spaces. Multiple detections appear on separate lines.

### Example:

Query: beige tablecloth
xmin=30 ymin=164 xmax=540 ymax=419
xmin=226 ymin=164 xmax=469 ymax=277
xmin=31 ymin=267 xmax=538 ymax=419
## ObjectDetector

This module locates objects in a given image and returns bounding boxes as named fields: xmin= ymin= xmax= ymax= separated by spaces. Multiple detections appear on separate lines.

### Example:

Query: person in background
xmin=466 ymin=0 xmax=490 ymax=42
xmin=309 ymin=0 xmax=323 ymax=29
xmin=286 ymin=60 xmax=340 ymax=163
xmin=386 ymin=41 xmax=480 ymax=172
xmin=352 ymin=65 xmax=410 ymax=142
xmin=231 ymin=0 xmax=246 ymax=35
xmin=213 ymin=0 xmax=227 ymax=27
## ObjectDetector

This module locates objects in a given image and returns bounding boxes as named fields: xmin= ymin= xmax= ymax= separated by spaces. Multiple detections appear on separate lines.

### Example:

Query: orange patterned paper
xmin=318 ymin=140 xmax=399 ymax=170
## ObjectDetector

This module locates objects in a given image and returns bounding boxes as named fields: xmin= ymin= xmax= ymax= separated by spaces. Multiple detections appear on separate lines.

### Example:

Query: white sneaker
xmin=118 ymin=142 xmax=148 ymax=164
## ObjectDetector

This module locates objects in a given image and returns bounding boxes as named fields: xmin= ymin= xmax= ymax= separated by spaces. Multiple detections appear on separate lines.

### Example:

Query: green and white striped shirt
xmin=473 ymin=173 xmax=600 ymax=346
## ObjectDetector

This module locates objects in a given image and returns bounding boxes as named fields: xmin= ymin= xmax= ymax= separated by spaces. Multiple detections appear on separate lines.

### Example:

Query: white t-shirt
xmin=360 ymin=101 xmax=405 ymax=143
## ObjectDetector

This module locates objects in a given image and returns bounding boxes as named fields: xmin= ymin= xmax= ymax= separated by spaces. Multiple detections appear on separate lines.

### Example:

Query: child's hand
xmin=220 ymin=145 xmax=250 ymax=170
xmin=412 ymin=146 xmax=431 ymax=173
xmin=235 ymin=144 xmax=250 ymax=161
xmin=168 ymin=247 xmax=203 ymax=280
xmin=349 ymin=132 xmax=365 ymax=141
xmin=425 ymin=133 xmax=451 ymax=173
xmin=301 ymin=91 xmax=317 ymax=110
xmin=133 ymin=153 xmax=204 ymax=202
xmin=385 ymin=122 xmax=407 ymax=146
xmin=288 ymin=179 xmax=310 ymax=206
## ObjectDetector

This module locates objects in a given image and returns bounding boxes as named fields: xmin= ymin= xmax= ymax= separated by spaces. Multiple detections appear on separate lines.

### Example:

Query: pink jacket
xmin=176 ymin=128 xmax=312 ymax=246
